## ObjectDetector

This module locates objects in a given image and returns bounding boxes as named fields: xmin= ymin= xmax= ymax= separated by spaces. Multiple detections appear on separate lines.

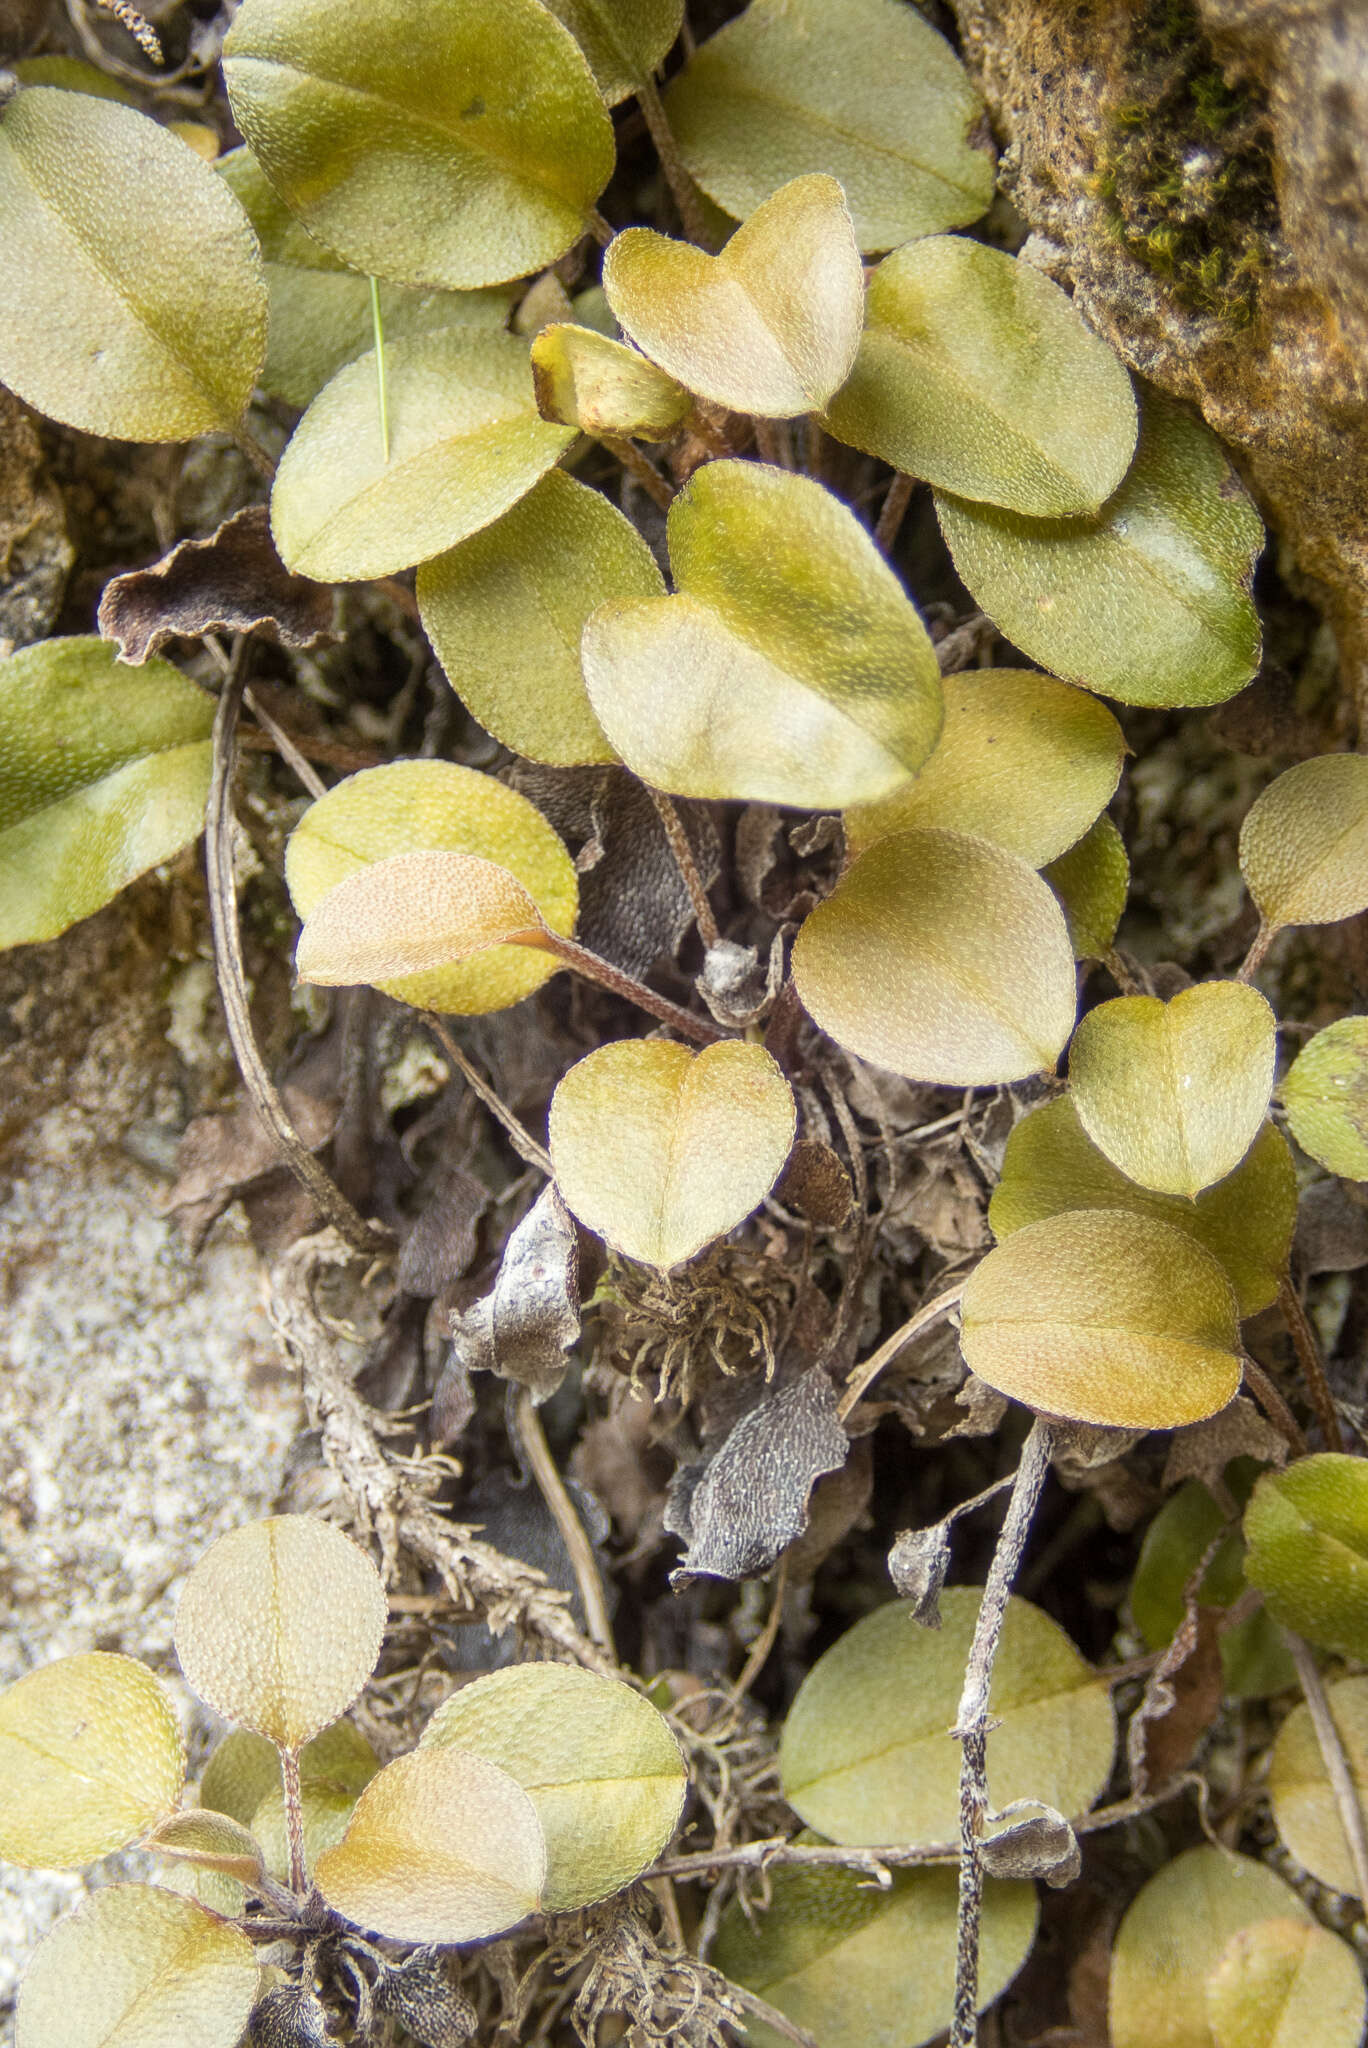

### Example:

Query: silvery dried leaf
xmin=980 ymin=1804 xmax=1081 ymax=1887
xmin=887 ymin=1521 xmax=952 ymax=1627
xmin=448 ymin=1184 xmax=580 ymax=1403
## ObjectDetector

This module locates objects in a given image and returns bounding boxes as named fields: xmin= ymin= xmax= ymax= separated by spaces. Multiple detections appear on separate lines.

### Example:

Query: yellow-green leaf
xmin=223 ymin=0 xmax=615 ymax=290
xmin=1238 ymin=754 xmax=1368 ymax=933
xmin=1243 ymin=1454 xmax=1368 ymax=1663
xmin=990 ymin=1098 xmax=1295 ymax=1317
xmin=791 ymin=828 xmax=1077 ymax=1084
xmin=0 ymin=89 xmax=265 ymax=439
xmin=0 ymin=1653 xmax=184 ymax=1869
xmin=269 ymin=328 xmax=574 ymax=582
xmin=422 ymin=1664 xmax=686 ymax=1910
xmin=1068 ymin=982 xmax=1276 ymax=1198
xmin=712 ymin=1863 xmax=1036 ymax=2048
xmin=284 ymin=760 xmax=578 ymax=1014
xmin=1129 ymin=1480 xmax=1294 ymax=1701
xmin=530 ymin=323 xmax=692 ymax=441
xmin=146 ymin=1809 xmax=266 ymax=1887
xmin=1108 ymin=1847 xmax=1311 ymax=2048
xmin=549 ymin=1039 xmax=796 ymax=1269
xmin=825 ymin=237 xmax=1137 ymax=517
xmin=9 ymin=56 xmax=143 ymax=103
xmin=1044 ymin=814 xmax=1129 ymax=959
xmin=844 ymin=670 xmax=1125 ymax=867
xmin=15 ymin=1886 xmax=259 ymax=2048
xmin=601 ymin=175 xmax=864 ymax=418
xmin=960 ymin=1209 xmax=1243 ymax=1428
xmin=296 ymin=850 xmax=554 ymax=992
xmin=937 ymin=392 xmax=1264 ymax=708
xmin=199 ymin=1720 xmax=378 ymax=1826
xmin=582 ymin=460 xmax=942 ymax=806
xmin=543 ymin=0 xmax=683 ymax=105
xmin=0 ymin=637 xmax=214 ymax=950
xmin=251 ymin=1782 xmax=357 ymax=1884
xmin=418 ymin=470 xmax=662 ymax=764
xmin=1206 ymin=1917 xmax=1366 ymax=2048
xmin=1282 ymin=1017 xmax=1368 ymax=1179
xmin=780 ymin=1589 xmax=1114 ymax=1847
xmin=1268 ymin=1676 xmax=1368 ymax=1897
xmin=174 ymin=1515 xmax=388 ymax=1752
xmin=314 ymin=1745 xmax=545 ymax=1943
xmin=664 ymin=0 xmax=993 ymax=252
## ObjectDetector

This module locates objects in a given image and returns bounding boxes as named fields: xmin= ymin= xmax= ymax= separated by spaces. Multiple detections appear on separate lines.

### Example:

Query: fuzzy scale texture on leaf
xmin=1243 ymin=1454 xmax=1368 ymax=1663
xmin=530 ymin=324 xmax=693 ymax=442
xmin=1205 ymin=1917 xmax=1366 ymax=2048
xmin=1238 ymin=752 xmax=1368 ymax=931
xmin=295 ymin=849 xmax=550 ymax=990
xmin=1269 ymin=1675 xmax=1368 ymax=1898
xmin=1282 ymin=1017 xmax=1368 ymax=1179
xmin=1042 ymin=812 xmax=1129 ymax=958
xmin=541 ymin=0 xmax=683 ymax=105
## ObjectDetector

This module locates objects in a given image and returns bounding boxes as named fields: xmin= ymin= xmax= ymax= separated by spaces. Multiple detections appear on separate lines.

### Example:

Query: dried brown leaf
xmin=446 ymin=1185 xmax=580 ymax=1404
xmin=1127 ymin=1602 xmax=1224 ymax=1794
xmin=98 ymin=505 xmax=335 ymax=663
xmin=1161 ymin=1396 xmax=1289 ymax=1495
xmin=888 ymin=1521 xmax=952 ymax=1627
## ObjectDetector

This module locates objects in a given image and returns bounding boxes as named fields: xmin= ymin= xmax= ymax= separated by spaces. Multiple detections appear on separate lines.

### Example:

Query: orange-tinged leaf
xmin=296 ymin=850 xmax=552 ymax=990
xmin=146 ymin=1808 xmax=265 ymax=1886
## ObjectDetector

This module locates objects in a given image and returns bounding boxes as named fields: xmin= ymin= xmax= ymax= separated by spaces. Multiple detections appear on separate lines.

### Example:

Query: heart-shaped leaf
xmin=582 ymin=460 xmax=942 ymax=806
xmin=1282 ymin=1017 xmax=1368 ymax=1178
xmin=1243 ymin=1454 xmax=1368 ymax=1663
xmin=15 ymin=1886 xmax=259 ymax=2048
xmin=146 ymin=1809 xmax=266 ymax=1887
xmin=0 ymin=88 xmax=266 ymax=439
xmin=530 ymin=323 xmax=692 ymax=441
xmin=285 ymin=761 xmax=578 ymax=1014
xmin=1238 ymin=753 xmax=1368 ymax=932
xmin=960 ymin=1209 xmax=1243 ymax=1428
xmin=543 ymin=0 xmax=683 ymax=105
xmin=421 ymin=1664 xmax=687 ymax=1909
xmin=1108 ymin=1847 xmax=1311 ymax=2048
xmin=780 ymin=1589 xmax=1115 ymax=1846
xmin=1130 ymin=1479 xmax=1294 ymax=1701
xmin=174 ymin=1515 xmax=388 ymax=1752
xmin=314 ymin=1745 xmax=545 ymax=1943
xmin=199 ymin=1720 xmax=379 ymax=1827
xmin=602 ymin=175 xmax=864 ymax=417
xmin=664 ymin=0 xmax=993 ymax=252
xmin=990 ymin=1098 xmax=1295 ymax=1317
xmin=418 ymin=470 xmax=663 ymax=765
xmin=223 ymin=0 xmax=615 ymax=290
xmin=1068 ymin=981 xmax=1277 ymax=1198
xmin=825 ymin=237 xmax=1137 ymax=517
xmin=549 ymin=1038 xmax=796 ymax=1268
xmin=844 ymin=670 xmax=1125 ymax=867
xmin=937 ymin=392 xmax=1263 ymax=708
xmin=791 ymin=828 xmax=1077 ymax=1084
xmin=0 ymin=1652 xmax=184 ymax=1869
xmin=712 ymin=1863 xmax=1036 ymax=2048
xmin=1206 ymin=1917 xmax=1366 ymax=2048
xmin=1043 ymin=813 xmax=1129 ymax=959
xmin=270 ymin=329 xmax=575 ymax=582
xmin=0 ymin=637 xmax=214 ymax=950
xmin=296 ymin=850 xmax=554 ymax=992
xmin=1269 ymin=1676 xmax=1368 ymax=1897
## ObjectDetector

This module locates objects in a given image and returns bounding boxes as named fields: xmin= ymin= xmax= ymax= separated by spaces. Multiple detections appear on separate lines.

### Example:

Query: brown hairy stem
xmin=277 ymin=1744 xmax=308 ymax=1894
xmin=1235 ymin=920 xmax=1274 ymax=981
xmin=646 ymin=785 xmax=720 ymax=947
xmin=874 ymin=471 xmax=915 ymax=554
xmin=1241 ymin=1353 xmax=1309 ymax=1455
xmin=543 ymin=933 xmax=724 ymax=1044
xmin=602 ymin=435 xmax=676 ymax=510
xmin=636 ymin=78 xmax=712 ymax=245
xmin=1278 ymin=1272 xmax=1343 ymax=1450
xmin=422 ymin=1015 xmax=552 ymax=1175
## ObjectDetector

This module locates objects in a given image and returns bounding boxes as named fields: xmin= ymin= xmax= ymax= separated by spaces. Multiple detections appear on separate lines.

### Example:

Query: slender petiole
xmin=369 ymin=276 xmax=390 ymax=464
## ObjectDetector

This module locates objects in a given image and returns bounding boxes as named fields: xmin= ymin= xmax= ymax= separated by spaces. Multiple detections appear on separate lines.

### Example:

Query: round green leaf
xmin=549 ymin=1038 xmax=797 ymax=1269
xmin=1282 ymin=1017 xmax=1368 ymax=1179
xmin=712 ymin=1862 xmax=1037 ymax=2048
xmin=1069 ymin=982 xmax=1277 ymax=1199
xmin=418 ymin=470 xmax=663 ymax=764
xmin=0 ymin=88 xmax=266 ymax=439
xmin=174 ymin=1515 xmax=388 ymax=1752
xmin=223 ymin=0 xmax=615 ymax=290
xmin=284 ymin=760 xmax=578 ymax=1014
xmin=602 ymin=175 xmax=864 ymax=418
xmin=269 ymin=328 xmax=574 ymax=581
xmin=295 ymin=850 xmax=555 ymax=993
xmin=9 ymin=57 xmax=143 ymax=104
xmin=990 ymin=1098 xmax=1296 ymax=1318
xmin=937 ymin=392 xmax=1264 ymax=708
xmin=0 ymin=637 xmax=214 ymax=950
xmin=960 ymin=1209 xmax=1243 ymax=1428
xmin=530 ymin=322 xmax=692 ymax=441
xmin=779 ymin=1588 xmax=1114 ymax=1847
xmin=1207 ymin=1916 xmax=1366 ymax=2048
xmin=1243 ymin=1454 xmax=1368 ymax=1663
xmin=582 ymin=460 xmax=942 ymax=806
xmin=1130 ymin=1480 xmax=1295 ymax=1701
xmin=1268 ymin=1676 xmax=1368 ymax=1897
xmin=844 ymin=670 xmax=1125 ymax=867
xmin=16 ymin=1886 xmax=259 ymax=2048
xmin=199 ymin=1720 xmax=379 ymax=1828
xmin=825 ymin=237 xmax=1137 ymax=517
xmin=1238 ymin=754 xmax=1368 ymax=933
xmin=791 ymin=828 xmax=1077 ymax=1085
xmin=543 ymin=0 xmax=683 ymax=105
xmin=664 ymin=0 xmax=993 ymax=252
xmin=1108 ymin=1847 xmax=1311 ymax=2048
xmin=421 ymin=1664 xmax=686 ymax=1909
xmin=1043 ymin=814 xmax=1130 ymax=959
xmin=0 ymin=1652 xmax=184 ymax=1869
xmin=314 ymin=1745 xmax=545 ymax=1943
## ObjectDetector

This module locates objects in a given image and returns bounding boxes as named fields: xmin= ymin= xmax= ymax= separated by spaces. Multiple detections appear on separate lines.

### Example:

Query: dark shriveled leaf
xmin=99 ymin=508 xmax=336 ymax=664
xmin=887 ymin=1522 xmax=952 ymax=1627
xmin=449 ymin=1185 xmax=581 ymax=1402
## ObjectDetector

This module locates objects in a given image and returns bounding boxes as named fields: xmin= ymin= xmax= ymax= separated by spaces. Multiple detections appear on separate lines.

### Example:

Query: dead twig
xmin=422 ymin=1014 xmax=552 ymax=1176
xmin=512 ymin=1387 xmax=616 ymax=1659
xmin=837 ymin=1281 xmax=966 ymax=1421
